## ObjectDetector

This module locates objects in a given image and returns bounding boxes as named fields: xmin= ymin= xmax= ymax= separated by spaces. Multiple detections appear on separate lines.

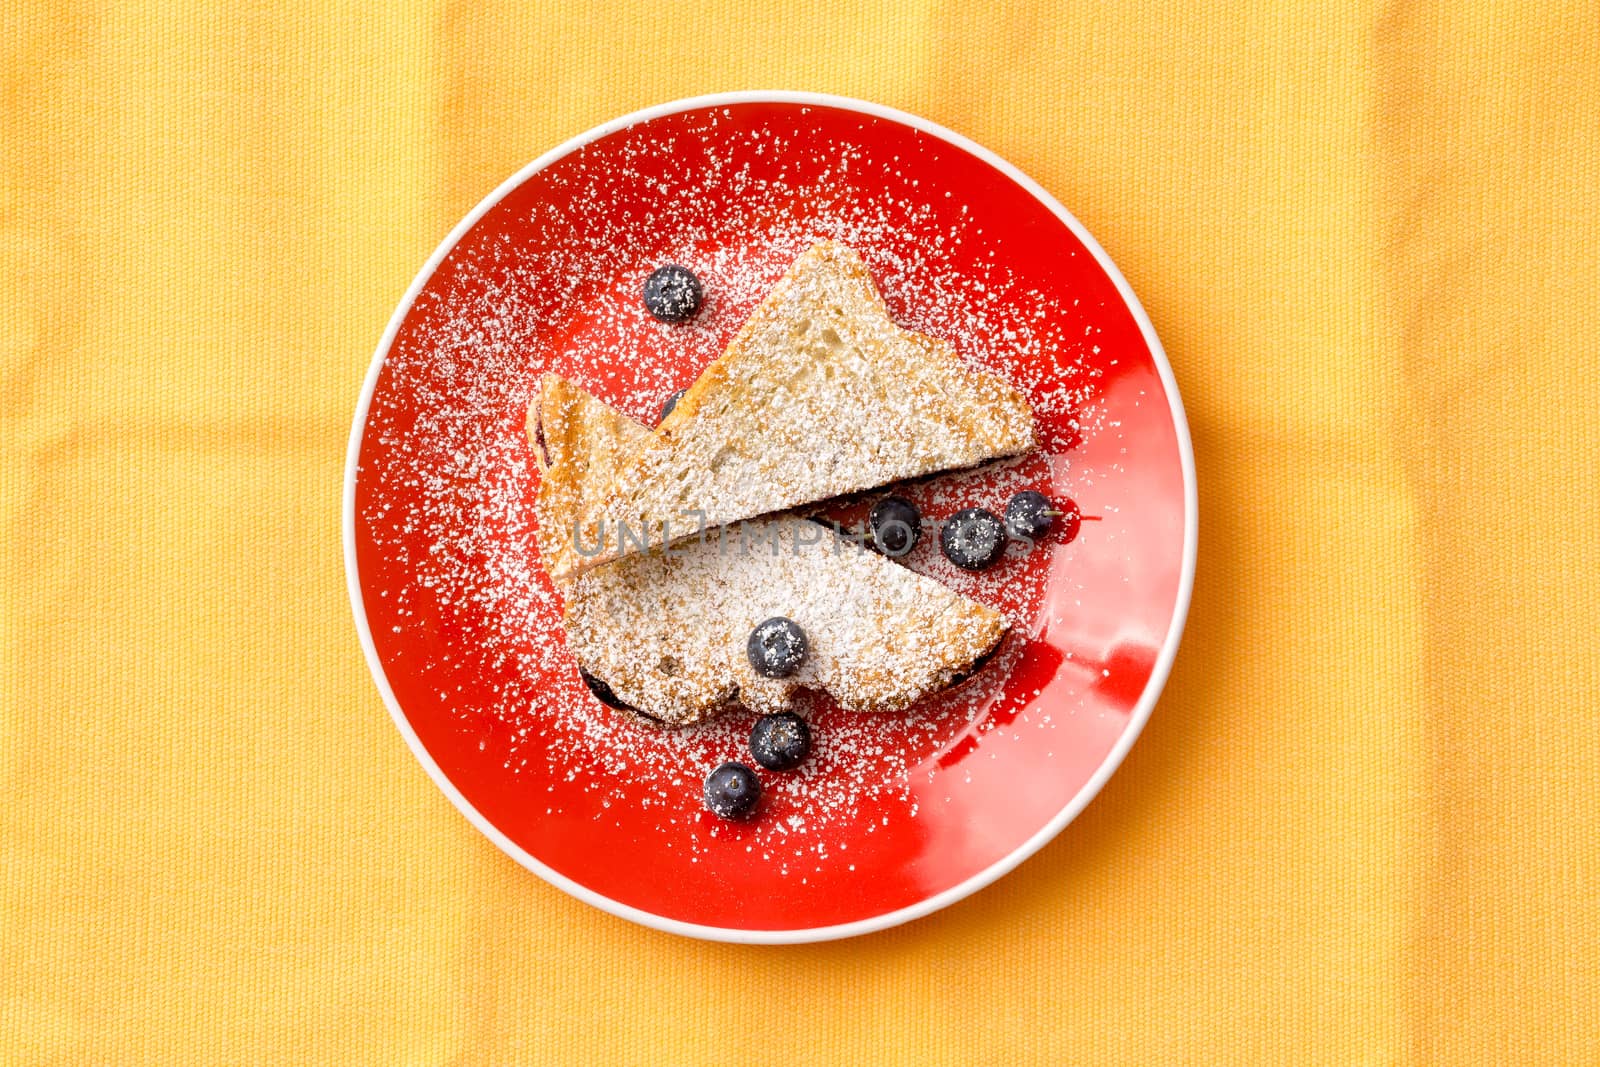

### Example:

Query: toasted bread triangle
xmin=529 ymin=373 xmax=650 ymax=581
xmin=553 ymin=241 xmax=1035 ymax=580
xmin=528 ymin=376 xmax=1009 ymax=724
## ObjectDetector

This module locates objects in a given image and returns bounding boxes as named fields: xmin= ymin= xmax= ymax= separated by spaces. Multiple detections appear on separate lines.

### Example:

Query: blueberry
xmin=1013 ymin=494 xmax=1084 ymax=545
xmin=642 ymin=265 xmax=704 ymax=323
xmin=1004 ymin=490 xmax=1059 ymax=542
xmin=579 ymin=667 xmax=632 ymax=711
xmin=939 ymin=507 xmax=1006 ymax=570
xmin=661 ymin=388 xmax=686 ymax=422
xmin=868 ymin=495 xmax=921 ymax=557
xmin=704 ymin=762 xmax=761 ymax=819
xmin=749 ymin=712 xmax=811 ymax=771
xmin=746 ymin=617 xmax=807 ymax=679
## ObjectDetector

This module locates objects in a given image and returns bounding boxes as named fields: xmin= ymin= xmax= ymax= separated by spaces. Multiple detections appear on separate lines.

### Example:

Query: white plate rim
xmin=343 ymin=90 xmax=1198 ymax=945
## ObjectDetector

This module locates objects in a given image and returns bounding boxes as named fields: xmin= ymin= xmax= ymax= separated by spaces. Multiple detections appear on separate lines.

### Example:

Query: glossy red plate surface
xmin=345 ymin=93 xmax=1195 ymax=942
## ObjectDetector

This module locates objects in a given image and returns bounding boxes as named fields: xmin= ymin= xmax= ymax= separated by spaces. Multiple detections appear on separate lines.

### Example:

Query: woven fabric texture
xmin=2 ymin=2 xmax=1596 ymax=1062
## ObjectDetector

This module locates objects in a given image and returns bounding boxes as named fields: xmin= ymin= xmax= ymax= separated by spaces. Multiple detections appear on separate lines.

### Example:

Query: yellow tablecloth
xmin=4 ymin=2 xmax=1596 ymax=1062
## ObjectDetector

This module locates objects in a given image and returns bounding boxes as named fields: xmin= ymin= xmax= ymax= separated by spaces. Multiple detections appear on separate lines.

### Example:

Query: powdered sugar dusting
xmin=355 ymin=106 xmax=1139 ymax=876
xmin=564 ymin=517 xmax=1009 ymax=721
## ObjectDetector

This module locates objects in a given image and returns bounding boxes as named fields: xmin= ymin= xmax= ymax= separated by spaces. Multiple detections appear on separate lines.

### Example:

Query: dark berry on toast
xmin=747 ymin=617 xmax=807 ymax=679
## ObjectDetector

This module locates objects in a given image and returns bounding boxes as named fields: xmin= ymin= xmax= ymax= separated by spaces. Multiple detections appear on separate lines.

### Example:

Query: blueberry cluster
xmin=700 ymin=621 xmax=819 ymax=820
xmin=702 ymin=706 xmax=816 ymax=821
xmin=628 ymin=266 xmax=1092 ymax=821
xmin=850 ymin=490 xmax=1081 ymax=572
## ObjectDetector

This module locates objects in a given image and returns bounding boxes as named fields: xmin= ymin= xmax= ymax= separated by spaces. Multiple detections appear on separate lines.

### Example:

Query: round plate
xmin=345 ymin=92 xmax=1195 ymax=943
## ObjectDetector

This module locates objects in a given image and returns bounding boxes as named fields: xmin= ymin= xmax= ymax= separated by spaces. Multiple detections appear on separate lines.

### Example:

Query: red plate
xmin=344 ymin=93 xmax=1195 ymax=942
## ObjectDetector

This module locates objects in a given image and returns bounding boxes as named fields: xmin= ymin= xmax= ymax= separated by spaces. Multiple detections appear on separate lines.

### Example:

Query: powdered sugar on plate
xmin=354 ymin=106 xmax=1137 ymax=873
